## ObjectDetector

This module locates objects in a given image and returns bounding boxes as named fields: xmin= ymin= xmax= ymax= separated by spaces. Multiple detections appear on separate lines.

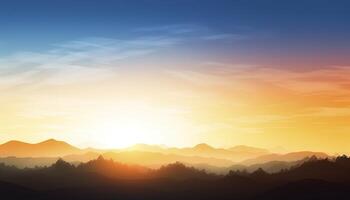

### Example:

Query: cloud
xmin=230 ymin=115 xmax=290 ymax=124
xmin=165 ymin=70 xmax=231 ymax=86
xmin=201 ymin=33 xmax=247 ymax=41
xmin=296 ymin=107 xmax=350 ymax=117
xmin=167 ymin=64 xmax=350 ymax=94
xmin=133 ymin=24 xmax=205 ymax=34
xmin=0 ymin=23 xmax=247 ymax=88
xmin=0 ymin=36 xmax=184 ymax=87
xmin=165 ymin=64 xmax=350 ymax=123
xmin=134 ymin=24 xmax=247 ymax=42
xmin=163 ymin=63 xmax=256 ymax=86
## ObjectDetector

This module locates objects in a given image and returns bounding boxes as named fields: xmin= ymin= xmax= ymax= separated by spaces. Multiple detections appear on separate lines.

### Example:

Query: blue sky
xmin=1 ymin=0 xmax=350 ymax=67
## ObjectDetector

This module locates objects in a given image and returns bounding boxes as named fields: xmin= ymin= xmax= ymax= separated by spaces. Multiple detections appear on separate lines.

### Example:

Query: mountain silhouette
xmin=0 ymin=157 xmax=58 ymax=168
xmin=1 ymin=155 xmax=350 ymax=200
xmin=77 ymin=155 xmax=149 ymax=179
xmin=229 ymin=145 xmax=270 ymax=154
xmin=0 ymin=139 xmax=81 ymax=157
xmin=101 ymin=151 xmax=233 ymax=167
xmin=124 ymin=143 xmax=270 ymax=162
xmin=242 ymin=151 xmax=329 ymax=165
xmin=0 ymin=139 xmax=271 ymax=162
xmin=0 ymin=139 xmax=332 ymax=172
xmin=193 ymin=143 xmax=215 ymax=151
xmin=166 ymin=144 xmax=270 ymax=162
xmin=152 ymin=161 xmax=217 ymax=180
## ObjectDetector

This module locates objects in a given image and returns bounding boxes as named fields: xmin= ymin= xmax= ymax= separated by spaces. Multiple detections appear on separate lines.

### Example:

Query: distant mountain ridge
xmin=0 ymin=139 xmax=81 ymax=157
xmin=125 ymin=142 xmax=270 ymax=162
xmin=0 ymin=139 xmax=330 ymax=170
xmin=242 ymin=151 xmax=329 ymax=165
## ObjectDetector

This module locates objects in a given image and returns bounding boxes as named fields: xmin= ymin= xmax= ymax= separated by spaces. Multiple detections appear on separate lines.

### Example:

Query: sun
xmin=94 ymin=113 xmax=159 ymax=148
xmin=83 ymin=102 xmax=184 ymax=148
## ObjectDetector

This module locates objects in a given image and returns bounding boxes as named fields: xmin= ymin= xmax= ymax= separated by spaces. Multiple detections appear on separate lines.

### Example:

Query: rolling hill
xmin=124 ymin=143 xmax=270 ymax=162
xmin=0 ymin=139 xmax=82 ymax=157
xmin=242 ymin=151 xmax=329 ymax=165
xmin=0 ymin=139 xmax=330 ymax=170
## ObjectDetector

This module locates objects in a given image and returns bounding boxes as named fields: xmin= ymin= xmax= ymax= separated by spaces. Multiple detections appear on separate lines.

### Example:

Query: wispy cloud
xmin=133 ymin=24 xmax=205 ymax=34
xmin=0 ymin=24 xmax=247 ymax=88
xmin=0 ymin=36 xmax=184 ymax=87
xmin=165 ymin=64 xmax=350 ymax=122
xmin=134 ymin=24 xmax=248 ymax=42
xmin=201 ymin=33 xmax=247 ymax=41
xmin=167 ymin=64 xmax=350 ymax=94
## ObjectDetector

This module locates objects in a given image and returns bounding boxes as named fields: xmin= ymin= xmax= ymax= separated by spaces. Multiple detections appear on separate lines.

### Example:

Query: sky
xmin=1 ymin=0 xmax=350 ymax=153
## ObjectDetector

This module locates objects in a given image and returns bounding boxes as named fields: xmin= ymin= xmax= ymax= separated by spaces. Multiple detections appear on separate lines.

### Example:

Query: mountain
xmin=229 ymin=145 xmax=270 ymax=154
xmin=101 ymin=151 xmax=233 ymax=168
xmin=0 ymin=150 xmax=234 ymax=169
xmin=0 ymin=139 xmax=274 ymax=168
xmin=189 ymin=159 xmax=304 ymax=174
xmin=242 ymin=151 xmax=329 ymax=165
xmin=0 ymin=139 xmax=271 ymax=162
xmin=63 ymin=152 xmax=101 ymax=163
xmin=76 ymin=156 xmax=150 ymax=179
xmin=193 ymin=143 xmax=215 ymax=151
xmin=0 ymin=139 xmax=330 ymax=170
xmin=246 ymin=160 xmax=300 ymax=173
xmin=229 ymin=160 xmax=305 ymax=174
xmin=0 ymin=139 xmax=81 ymax=157
xmin=152 ymin=162 xmax=217 ymax=180
xmin=0 ymin=157 xmax=59 ymax=168
xmin=166 ymin=143 xmax=270 ymax=162
xmin=1 ymin=156 xmax=350 ymax=200
xmin=122 ymin=143 xmax=271 ymax=162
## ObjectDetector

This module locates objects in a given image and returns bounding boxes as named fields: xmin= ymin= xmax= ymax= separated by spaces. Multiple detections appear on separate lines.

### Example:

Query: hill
xmin=0 ymin=139 xmax=81 ymax=157
xmin=1 ymin=156 xmax=350 ymax=200
xmin=242 ymin=151 xmax=329 ymax=165
xmin=165 ymin=143 xmax=270 ymax=162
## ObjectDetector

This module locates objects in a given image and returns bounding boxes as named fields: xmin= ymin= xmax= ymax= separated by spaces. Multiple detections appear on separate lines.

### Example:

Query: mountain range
xmin=0 ymin=139 xmax=81 ymax=157
xmin=1 ymin=155 xmax=350 ymax=200
xmin=0 ymin=139 xmax=331 ymax=169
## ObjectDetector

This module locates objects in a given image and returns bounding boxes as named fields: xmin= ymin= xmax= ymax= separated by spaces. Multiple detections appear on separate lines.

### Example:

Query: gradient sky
xmin=1 ymin=0 xmax=350 ymax=153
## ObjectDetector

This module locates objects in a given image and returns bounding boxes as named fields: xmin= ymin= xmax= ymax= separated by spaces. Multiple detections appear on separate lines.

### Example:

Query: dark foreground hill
xmin=1 ymin=155 xmax=350 ymax=200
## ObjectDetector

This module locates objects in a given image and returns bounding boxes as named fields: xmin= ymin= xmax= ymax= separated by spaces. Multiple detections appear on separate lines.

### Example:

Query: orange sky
xmin=1 ymin=62 xmax=350 ymax=154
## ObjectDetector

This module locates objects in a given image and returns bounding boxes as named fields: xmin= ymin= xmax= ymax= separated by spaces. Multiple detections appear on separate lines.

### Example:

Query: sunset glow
xmin=2 ymin=2 xmax=350 ymax=200
xmin=0 ymin=0 xmax=350 ymax=155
